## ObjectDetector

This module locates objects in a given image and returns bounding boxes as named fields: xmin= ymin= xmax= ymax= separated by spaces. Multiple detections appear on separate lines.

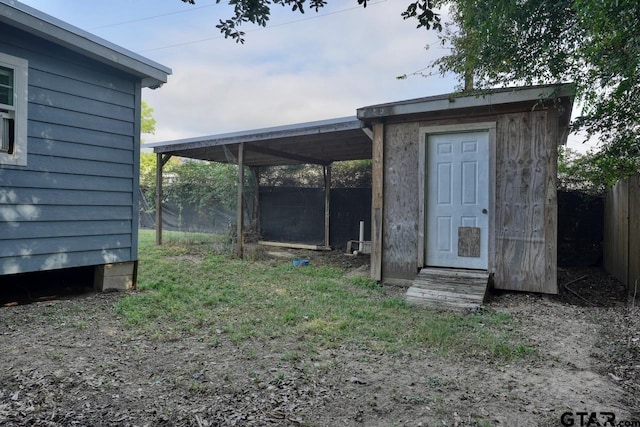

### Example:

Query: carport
xmin=147 ymin=116 xmax=373 ymax=257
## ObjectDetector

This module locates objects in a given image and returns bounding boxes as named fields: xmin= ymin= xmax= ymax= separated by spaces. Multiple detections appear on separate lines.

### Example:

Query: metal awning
xmin=149 ymin=116 xmax=373 ymax=255
xmin=146 ymin=116 xmax=372 ymax=166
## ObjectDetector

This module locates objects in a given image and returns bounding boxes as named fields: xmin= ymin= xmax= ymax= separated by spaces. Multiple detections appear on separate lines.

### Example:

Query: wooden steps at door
xmin=406 ymin=268 xmax=489 ymax=310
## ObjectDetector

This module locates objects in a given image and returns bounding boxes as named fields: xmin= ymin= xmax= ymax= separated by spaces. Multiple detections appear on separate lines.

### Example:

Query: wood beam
xmin=250 ymin=166 xmax=261 ymax=239
xmin=236 ymin=143 xmax=245 ymax=258
xmin=324 ymin=164 xmax=332 ymax=248
xmin=371 ymin=122 xmax=384 ymax=281
xmin=155 ymin=153 xmax=171 ymax=246
xmin=245 ymin=144 xmax=331 ymax=166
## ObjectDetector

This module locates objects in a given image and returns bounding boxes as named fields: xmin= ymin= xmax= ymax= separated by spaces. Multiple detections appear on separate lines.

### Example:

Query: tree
xmin=141 ymin=101 xmax=156 ymax=135
xmin=432 ymin=0 xmax=640 ymax=186
xmin=181 ymin=0 xmax=441 ymax=43
xmin=182 ymin=0 xmax=639 ymax=187
xmin=140 ymin=101 xmax=162 ymax=189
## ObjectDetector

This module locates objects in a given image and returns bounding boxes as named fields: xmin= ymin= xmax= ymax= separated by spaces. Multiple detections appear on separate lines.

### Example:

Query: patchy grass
xmin=116 ymin=230 xmax=534 ymax=361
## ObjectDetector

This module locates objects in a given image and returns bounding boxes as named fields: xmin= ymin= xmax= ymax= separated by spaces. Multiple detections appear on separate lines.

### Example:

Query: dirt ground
xmin=0 ymin=256 xmax=639 ymax=427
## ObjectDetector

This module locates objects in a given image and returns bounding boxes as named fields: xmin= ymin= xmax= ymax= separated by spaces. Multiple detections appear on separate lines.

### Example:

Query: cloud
xmin=141 ymin=0 xmax=459 ymax=143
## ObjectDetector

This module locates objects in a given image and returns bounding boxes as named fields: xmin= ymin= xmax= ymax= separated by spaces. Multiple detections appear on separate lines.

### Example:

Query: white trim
xmin=0 ymin=51 xmax=27 ymax=166
xmin=417 ymin=122 xmax=497 ymax=271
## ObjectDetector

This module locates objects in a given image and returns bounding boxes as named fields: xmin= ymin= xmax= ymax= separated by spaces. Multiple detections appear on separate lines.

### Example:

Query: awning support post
xmin=324 ymin=164 xmax=332 ymax=248
xmin=236 ymin=143 xmax=245 ymax=258
xmin=250 ymin=166 xmax=261 ymax=239
xmin=155 ymin=153 xmax=172 ymax=245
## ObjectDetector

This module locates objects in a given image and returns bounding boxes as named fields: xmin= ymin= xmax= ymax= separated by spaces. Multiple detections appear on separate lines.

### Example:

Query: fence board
xmin=629 ymin=175 xmax=640 ymax=298
xmin=604 ymin=173 xmax=640 ymax=301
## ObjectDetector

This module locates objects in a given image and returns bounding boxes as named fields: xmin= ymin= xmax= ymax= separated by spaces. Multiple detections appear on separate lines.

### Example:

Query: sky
xmin=19 ymin=0 xmax=463 ymax=145
xmin=18 ymin=0 xmax=590 ymax=152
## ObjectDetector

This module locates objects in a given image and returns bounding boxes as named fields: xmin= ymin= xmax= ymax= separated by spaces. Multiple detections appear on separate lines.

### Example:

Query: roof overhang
xmin=357 ymin=84 xmax=575 ymax=123
xmin=147 ymin=116 xmax=373 ymax=167
xmin=0 ymin=0 xmax=171 ymax=88
xmin=148 ymin=85 xmax=575 ymax=167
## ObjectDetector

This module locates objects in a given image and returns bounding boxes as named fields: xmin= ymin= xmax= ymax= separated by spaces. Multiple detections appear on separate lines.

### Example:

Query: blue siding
xmin=0 ymin=25 xmax=141 ymax=275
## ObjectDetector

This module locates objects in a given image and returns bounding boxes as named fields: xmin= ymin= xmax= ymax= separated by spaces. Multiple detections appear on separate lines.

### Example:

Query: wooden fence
xmin=604 ymin=174 xmax=640 ymax=302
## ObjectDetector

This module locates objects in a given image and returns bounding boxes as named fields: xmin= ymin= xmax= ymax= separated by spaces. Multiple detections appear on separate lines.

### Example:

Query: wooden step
xmin=406 ymin=268 xmax=489 ymax=310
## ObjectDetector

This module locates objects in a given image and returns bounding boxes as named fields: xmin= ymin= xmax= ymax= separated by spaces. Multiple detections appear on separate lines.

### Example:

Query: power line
xmin=137 ymin=0 xmax=388 ymax=53
xmin=88 ymin=2 xmax=218 ymax=30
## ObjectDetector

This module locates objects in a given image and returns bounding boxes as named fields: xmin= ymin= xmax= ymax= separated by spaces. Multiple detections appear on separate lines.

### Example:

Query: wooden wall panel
xmin=0 ymin=188 xmax=132 ymax=206
xmin=28 ymin=121 xmax=133 ymax=150
xmin=494 ymin=111 xmax=557 ymax=293
xmin=0 ymin=24 xmax=140 ymax=275
xmin=1 ymin=249 xmax=132 ymax=276
xmin=0 ymin=234 xmax=132 ymax=258
xmin=382 ymin=122 xmax=421 ymax=280
xmin=604 ymin=179 xmax=629 ymax=285
xmin=0 ymin=171 xmax=131 ymax=192
xmin=371 ymin=122 xmax=384 ymax=281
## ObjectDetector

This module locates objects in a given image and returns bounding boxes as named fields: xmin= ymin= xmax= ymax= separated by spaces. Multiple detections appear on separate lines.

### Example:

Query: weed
xmin=401 ymin=395 xmax=427 ymax=404
xmin=117 ymin=230 xmax=536 ymax=362
xmin=72 ymin=321 xmax=87 ymax=330
xmin=281 ymin=352 xmax=302 ymax=363
xmin=45 ymin=351 xmax=62 ymax=361
xmin=349 ymin=276 xmax=381 ymax=291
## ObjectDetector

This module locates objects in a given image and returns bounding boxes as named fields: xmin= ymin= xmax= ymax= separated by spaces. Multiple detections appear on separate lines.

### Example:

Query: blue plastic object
xmin=292 ymin=259 xmax=309 ymax=267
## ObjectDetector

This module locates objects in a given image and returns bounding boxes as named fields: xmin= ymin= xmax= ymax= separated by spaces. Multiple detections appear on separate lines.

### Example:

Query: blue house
xmin=0 ymin=1 xmax=170 ymax=290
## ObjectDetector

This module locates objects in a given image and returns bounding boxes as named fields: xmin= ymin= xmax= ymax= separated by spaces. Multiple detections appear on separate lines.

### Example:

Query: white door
xmin=426 ymin=132 xmax=489 ymax=269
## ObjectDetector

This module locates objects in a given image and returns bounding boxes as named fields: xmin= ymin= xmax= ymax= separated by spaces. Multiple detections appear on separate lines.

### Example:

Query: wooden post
xmin=236 ymin=143 xmax=245 ymax=258
xmin=250 ymin=167 xmax=261 ymax=239
xmin=324 ymin=164 xmax=332 ymax=248
xmin=155 ymin=153 xmax=163 ymax=246
xmin=371 ymin=122 xmax=384 ymax=281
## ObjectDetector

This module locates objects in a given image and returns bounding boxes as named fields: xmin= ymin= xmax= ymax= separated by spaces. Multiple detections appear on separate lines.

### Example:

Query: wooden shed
xmin=357 ymin=85 xmax=574 ymax=297
xmin=0 ymin=1 xmax=170 ymax=289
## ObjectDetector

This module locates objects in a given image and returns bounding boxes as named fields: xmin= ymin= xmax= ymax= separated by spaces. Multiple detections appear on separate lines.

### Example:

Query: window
xmin=0 ymin=53 xmax=27 ymax=166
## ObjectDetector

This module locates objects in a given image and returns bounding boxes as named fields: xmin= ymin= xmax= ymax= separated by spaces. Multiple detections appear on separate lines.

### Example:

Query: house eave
xmin=0 ymin=0 xmax=171 ymax=88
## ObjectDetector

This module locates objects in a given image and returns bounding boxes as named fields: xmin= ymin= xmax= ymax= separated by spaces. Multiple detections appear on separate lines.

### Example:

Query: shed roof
xmin=357 ymin=84 xmax=575 ymax=122
xmin=0 ymin=0 xmax=171 ymax=88
xmin=147 ymin=116 xmax=373 ymax=167
xmin=149 ymin=84 xmax=574 ymax=167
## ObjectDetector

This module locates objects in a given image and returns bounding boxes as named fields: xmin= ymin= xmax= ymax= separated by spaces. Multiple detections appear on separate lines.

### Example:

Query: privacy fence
xmin=604 ymin=173 xmax=640 ymax=300
xmin=140 ymin=186 xmax=372 ymax=250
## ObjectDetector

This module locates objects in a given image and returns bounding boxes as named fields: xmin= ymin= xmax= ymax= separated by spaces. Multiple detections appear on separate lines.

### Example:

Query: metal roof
xmin=149 ymin=84 xmax=574 ymax=167
xmin=0 ymin=0 xmax=171 ymax=88
xmin=357 ymin=84 xmax=575 ymax=121
xmin=147 ymin=116 xmax=373 ymax=167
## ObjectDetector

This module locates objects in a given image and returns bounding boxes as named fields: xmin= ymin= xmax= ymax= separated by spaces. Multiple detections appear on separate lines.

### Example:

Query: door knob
xmin=482 ymin=209 xmax=487 ymax=214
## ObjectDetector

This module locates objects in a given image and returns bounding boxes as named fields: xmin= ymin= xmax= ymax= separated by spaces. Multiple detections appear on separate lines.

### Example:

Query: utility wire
xmin=137 ymin=0 xmax=388 ymax=53
xmin=88 ymin=2 xmax=218 ymax=30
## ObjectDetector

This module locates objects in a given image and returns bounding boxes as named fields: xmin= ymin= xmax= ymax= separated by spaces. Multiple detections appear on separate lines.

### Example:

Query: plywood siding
xmin=382 ymin=122 xmax=420 ymax=280
xmin=371 ymin=122 xmax=384 ymax=281
xmin=494 ymin=111 xmax=558 ymax=293
xmin=604 ymin=174 xmax=640 ymax=296
xmin=0 ymin=25 xmax=139 ymax=275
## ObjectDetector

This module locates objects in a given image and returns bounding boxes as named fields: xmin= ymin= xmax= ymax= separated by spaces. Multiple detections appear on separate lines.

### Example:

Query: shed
xmin=151 ymin=85 xmax=573 ymax=298
xmin=357 ymin=84 xmax=574 ymax=295
xmin=0 ymin=1 xmax=171 ymax=290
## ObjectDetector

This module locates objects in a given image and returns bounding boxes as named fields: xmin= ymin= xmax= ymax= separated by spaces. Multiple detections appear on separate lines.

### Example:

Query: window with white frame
xmin=0 ymin=52 xmax=28 ymax=166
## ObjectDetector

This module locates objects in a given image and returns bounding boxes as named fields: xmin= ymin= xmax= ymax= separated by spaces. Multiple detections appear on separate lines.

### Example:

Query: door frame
xmin=417 ymin=122 xmax=497 ymax=272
